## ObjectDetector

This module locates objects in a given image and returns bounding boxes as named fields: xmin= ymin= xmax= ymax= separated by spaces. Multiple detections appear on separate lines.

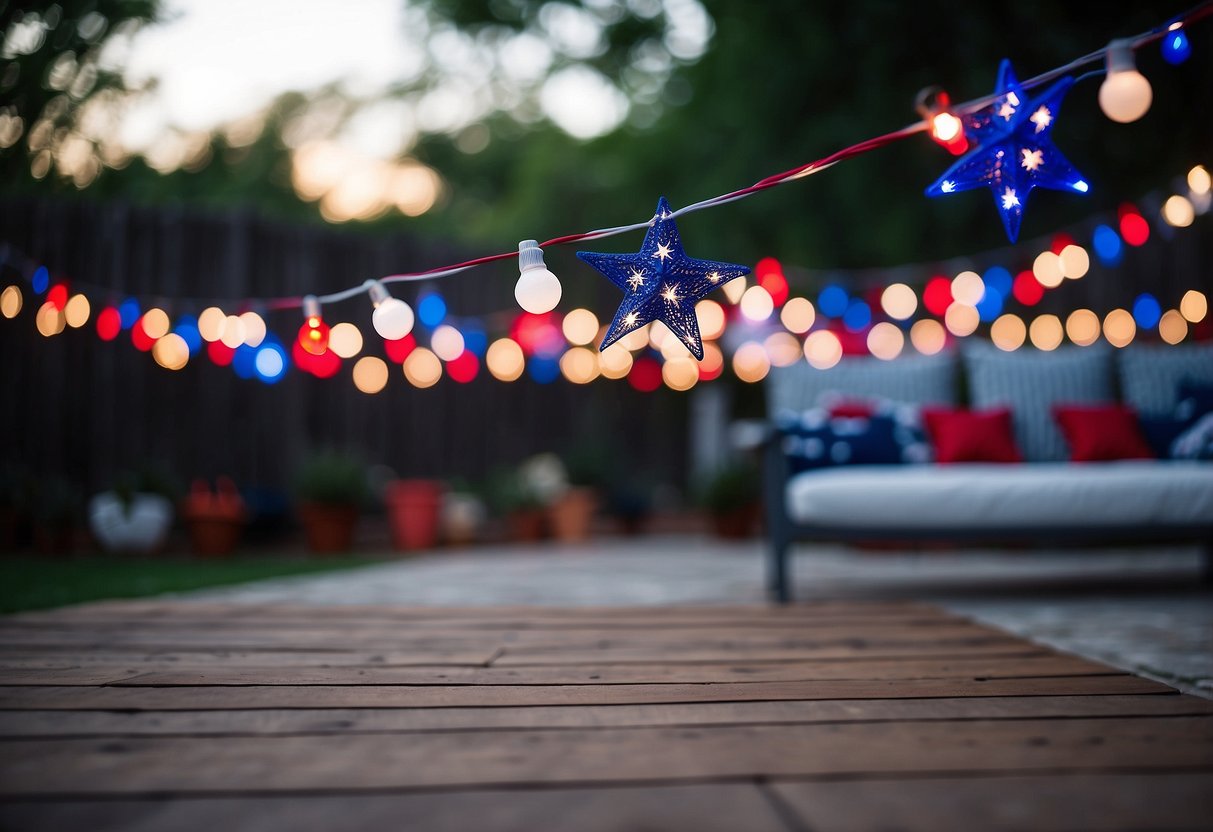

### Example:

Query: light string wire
xmin=9 ymin=1 xmax=1213 ymax=314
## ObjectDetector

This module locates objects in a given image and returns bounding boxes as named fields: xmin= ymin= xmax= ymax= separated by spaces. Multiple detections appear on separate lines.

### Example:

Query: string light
xmin=1103 ymin=308 xmax=1136 ymax=347
xmin=198 ymin=307 xmax=225 ymax=342
xmin=740 ymin=285 xmax=774 ymax=322
xmin=431 ymin=324 xmax=465 ymax=362
xmin=219 ymin=314 xmax=246 ymax=349
xmin=910 ymin=319 xmax=947 ymax=355
xmin=867 ymin=322 xmax=905 ymax=360
xmin=239 ymin=311 xmax=267 ymax=347
xmin=1159 ymin=309 xmax=1188 ymax=344
xmin=403 ymin=347 xmax=442 ymax=388
xmin=1163 ymin=195 xmax=1195 ymax=227
xmin=486 ymin=337 xmax=526 ymax=382
xmin=142 ymin=308 xmax=170 ymax=340
xmin=514 ymin=240 xmax=562 ymax=314
xmin=990 ymin=314 xmax=1027 ymax=352
xmin=1162 ymin=23 xmax=1191 ymax=65
xmin=803 ymin=330 xmax=842 ymax=370
xmin=732 ymin=341 xmax=771 ymax=382
xmin=63 ymin=294 xmax=90 ymax=328
xmin=561 ymin=308 xmax=599 ymax=345
xmin=915 ymin=86 xmax=969 ymax=155
xmin=1029 ymin=314 xmax=1063 ymax=351
xmin=1066 ymin=309 xmax=1101 ymax=346
xmin=1 ymin=285 xmax=22 ymax=318
xmin=1099 ymin=39 xmax=1152 ymax=123
xmin=365 ymin=280 xmax=415 ymax=340
xmin=298 ymin=295 xmax=330 ymax=356
xmin=1180 ymin=290 xmax=1208 ymax=323
xmin=880 ymin=284 xmax=917 ymax=320
xmin=780 ymin=296 xmax=816 ymax=333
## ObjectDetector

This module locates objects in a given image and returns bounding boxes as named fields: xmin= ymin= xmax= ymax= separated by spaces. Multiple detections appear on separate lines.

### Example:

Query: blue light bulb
xmin=1162 ymin=28 xmax=1191 ymax=65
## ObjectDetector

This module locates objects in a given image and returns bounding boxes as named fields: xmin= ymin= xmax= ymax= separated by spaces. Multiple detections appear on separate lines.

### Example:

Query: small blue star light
xmin=577 ymin=197 xmax=749 ymax=360
xmin=926 ymin=60 xmax=1089 ymax=242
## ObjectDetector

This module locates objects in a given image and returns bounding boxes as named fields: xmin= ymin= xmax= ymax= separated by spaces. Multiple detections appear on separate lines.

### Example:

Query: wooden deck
xmin=0 ymin=600 xmax=1210 ymax=831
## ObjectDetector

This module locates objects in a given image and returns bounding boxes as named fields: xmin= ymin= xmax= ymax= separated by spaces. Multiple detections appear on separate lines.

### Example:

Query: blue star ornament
xmin=577 ymin=197 xmax=749 ymax=360
xmin=926 ymin=60 xmax=1089 ymax=242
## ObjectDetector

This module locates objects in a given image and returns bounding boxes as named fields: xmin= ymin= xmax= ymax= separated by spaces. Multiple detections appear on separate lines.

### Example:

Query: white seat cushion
xmin=786 ymin=461 xmax=1213 ymax=530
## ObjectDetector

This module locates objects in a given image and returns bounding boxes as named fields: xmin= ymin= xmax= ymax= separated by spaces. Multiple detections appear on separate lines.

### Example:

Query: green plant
xmin=698 ymin=463 xmax=761 ymax=516
xmin=484 ymin=468 xmax=544 ymax=516
xmin=109 ymin=463 xmax=182 ymax=513
xmin=293 ymin=451 xmax=369 ymax=507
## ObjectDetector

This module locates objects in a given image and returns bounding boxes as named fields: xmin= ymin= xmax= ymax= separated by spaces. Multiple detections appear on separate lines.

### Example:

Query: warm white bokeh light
xmin=880 ymin=283 xmax=917 ymax=320
xmin=1159 ymin=309 xmax=1188 ymax=344
xmin=732 ymin=341 xmax=771 ymax=382
xmin=486 ymin=337 xmax=525 ymax=382
xmin=559 ymin=346 xmax=599 ymax=384
xmin=1059 ymin=245 xmax=1090 ymax=280
xmin=1102 ymin=308 xmax=1136 ymax=348
xmin=1162 ymin=195 xmax=1195 ymax=228
xmin=780 ymin=297 xmax=816 ymax=333
xmin=328 ymin=322 xmax=364 ymax=358
xmin=866 ymin=322 xmax=904 ymax=360
xmin=430 ymin=324 xmax=465 ymax=362
xmin=1180 ymin=290 xmax=1207 ymax=323
xmin=561 ymin=308 xmax=599 ymax=346
xmin=1065 ymin=309 xmax=1101 ymax=346
xmin=695 ymin=299 xmax=727 ymax=340
xmin=739 ymin=285 xmax=774 ymax=322
xmin=990 ymin=314 xmax=1026 ymax=352
xmin=1032 ymin=251 xmax=1064 ymax=288
xmin=352 ymin=355 xmax=389 ymax=394
xmin=910 ymin=319 xmax=947 ymax=355
xmin=403 ymin=346 xmax=442 ymax=388
xmin=944 ymin=302 xmax=979 ymax=337
xmin=950 ymin=271 xmax=984 ymax=306
xmin=1029 ymin=314 xmax=1063 ymax=351
xmin=803 ymin=330 xmax=842 ymax=370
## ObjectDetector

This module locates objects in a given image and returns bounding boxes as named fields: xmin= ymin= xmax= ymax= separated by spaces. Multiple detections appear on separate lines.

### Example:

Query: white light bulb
xmin=372 ymin=297 xmax=415 ymax=340
xmin=515 ymin=239 xmax=562 ymax=314
xmin=1099 ymin=40 xmax=1152 ymax=123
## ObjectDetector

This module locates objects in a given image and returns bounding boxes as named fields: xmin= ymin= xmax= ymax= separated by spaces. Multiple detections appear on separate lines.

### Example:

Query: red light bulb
xmin=298 ymin=314 xmax=330 ymax=355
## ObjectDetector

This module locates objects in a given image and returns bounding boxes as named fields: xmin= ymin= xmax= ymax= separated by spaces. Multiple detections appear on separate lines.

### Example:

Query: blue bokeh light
xmin=173 ymin=315 xmax=203 ymax=354
xmin=118 ymin=297 xmax=141 ymax=329
xmin=1092 ymin=224 xmax=1123 ymax=266
xmin=983 ymin=266 xmax=1013 ymax=299
xmin=527 ymin=355 xmax=560 ymax=384
xmin=232 ymin=344 xmax=258 ymax=379
xmin=418 ymin=294 xmax=446 ymax=327
xmin=253 ymin=338 xmax=288 ymax=384
xmin=842 ymin=299 xmax=871 ymax=332
xmin=976 ymin=288 xmax=1005 ymax=322
xmin=1132 ymin=293 xmax=1162 ymax=330
xmin=817 ymin=284 xmax=849 ymax=318
xmin=31 ymin=266 xmax=49 ymax=294
xmin=1162 ymin=28 xmax=1191 ymax=65
xmin=462 ymin=325 xmax=488 ymax=357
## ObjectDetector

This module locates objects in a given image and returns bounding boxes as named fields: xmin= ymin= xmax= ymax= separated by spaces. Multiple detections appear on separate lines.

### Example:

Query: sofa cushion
xmin=766 ymin=353 xmax=958 ymax=414
xmin=922 ymin=407 xmax=1022 ymax=463
xmin=775 ymin=409 xmax=922 ymax=473
xmin=1054 ymin=405 xmax=1153 ymax=462
xmin=1118 ymin=344 xmax=1213 ymax=415
xmin=1137 ymin=414 xmax=1192 ymax=459
xmin=785 ymin=461 xmax=1213 ymax=529
xmin=963 ymin=345 xmax=1113 ymax=462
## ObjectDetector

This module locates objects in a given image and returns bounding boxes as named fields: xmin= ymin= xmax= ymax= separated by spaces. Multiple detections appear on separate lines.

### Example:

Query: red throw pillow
xmin=922 ymin=407 xmax=1023 ymax=464
xmin=1053 ymin=405 xmax=1155 ymax=462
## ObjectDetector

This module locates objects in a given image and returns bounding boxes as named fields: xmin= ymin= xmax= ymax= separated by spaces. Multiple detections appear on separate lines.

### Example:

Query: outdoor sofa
xmin=762 ymin=343 xmax=1213 ymax=601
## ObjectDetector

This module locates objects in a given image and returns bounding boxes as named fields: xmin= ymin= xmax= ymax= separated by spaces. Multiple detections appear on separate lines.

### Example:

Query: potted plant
xmin=293 ymin=451 xmax=367 ymax=553
xmin=440 ymin=482 xmax=486 ymax=547
xmin=88 ymin=468 xmax=177 ymax=555
xmin=487 ymin=468 xmax=547 ymax=542
xmin=182 ymin=476 xmax=247 ymax=557
xmin=699 ymin=462 xmax=761 ymax=539
xmin=384 ymin=478 xmax=445 ymax=551
xmin=548 ymin=447 xmax=606 ymax=542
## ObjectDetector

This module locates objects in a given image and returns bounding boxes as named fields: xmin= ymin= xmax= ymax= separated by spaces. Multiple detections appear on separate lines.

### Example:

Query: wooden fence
xmin=0 ymin=198 xmax=691 ymax=497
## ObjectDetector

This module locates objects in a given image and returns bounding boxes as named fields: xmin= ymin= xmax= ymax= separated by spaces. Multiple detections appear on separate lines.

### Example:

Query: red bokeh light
xmin=922 ymin=276 xmax=953 ymax=317
xmin=46 ymin=284 xmax=69 ymax=311
xmin=512 ymin=312 xmax=563 ymax=357
xmin=447 ymin=350 xmax=479 ymax=383
xmin=628 ymin=357 xmax=662 ymax=392
xmin=96 ymin=307 xmax=121 ymax=341
xmin=1012 ymin=270 xmax=1045 ymax=306
xmin=130 ymin=319 xmax=155 ymax=352
xmin=698 ymin=359 xmax=723 ymax=382
xmin=1119 ymin=210 xmax=1150 ymax=247
xmin=384 ymin=333 xmax=416 ymax=363
xmin=291 ymin=339 xmax=340 ymax=377
xmin=1049 ymin=233 xmax=1077 ymax=255
xmin=208 ymin=340 xmax=236 ymax=366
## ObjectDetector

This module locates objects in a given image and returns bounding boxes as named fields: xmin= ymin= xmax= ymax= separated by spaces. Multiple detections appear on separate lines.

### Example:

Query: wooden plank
xmin=0 ymin=784 xmax=793 ymax=832
xmin=85 ymin=653 xmax=1113 ymax=688
xmin=11 ymin=599 xmax=936 ymax=621
xmin=0 ymin=675 xmax=1172 ymax=711
xmin=769 ymin=772 xmax=1213 ymax=832
xmin=2 ymin=717 xmax=1210 ymax=796
xmin=0 ymin=649 xmax=504 ymax=669
xmin=1 ymin=695 xmax=1209 ymax=738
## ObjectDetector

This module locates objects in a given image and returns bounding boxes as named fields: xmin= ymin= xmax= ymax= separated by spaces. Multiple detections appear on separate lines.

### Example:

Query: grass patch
xmin=0 ymin=555 xmax=389 ymax=614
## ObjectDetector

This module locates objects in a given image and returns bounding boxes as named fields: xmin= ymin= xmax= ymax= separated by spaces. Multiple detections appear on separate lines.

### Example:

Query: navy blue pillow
xmin=776 ymin=410 xmax=914 ymax=474
xmin=1177 ymin=379 xmax=1213 ymax=423
xmin=1137 ymin=414 xmax=1191 ymax=459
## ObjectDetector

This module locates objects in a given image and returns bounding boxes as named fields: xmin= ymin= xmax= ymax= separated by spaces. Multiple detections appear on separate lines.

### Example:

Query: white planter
xmin=88 ymin=492 xmax=174 ymax=553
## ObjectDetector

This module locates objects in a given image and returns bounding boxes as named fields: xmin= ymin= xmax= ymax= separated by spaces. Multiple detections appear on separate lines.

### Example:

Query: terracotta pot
xmin=298 ymin=503 xmax=359 ymax=553
xmin=384 ymin=480 xmax=443 ymax=551
xmin=507 ymin=509 xmax=546 ymax=542
xmin=187 ymin=516 xmax=244 ymax=557
xmin=548 ymin=488 xmax=597 ymax=542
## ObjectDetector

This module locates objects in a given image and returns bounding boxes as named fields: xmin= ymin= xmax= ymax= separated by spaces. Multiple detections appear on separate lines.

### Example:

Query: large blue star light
xmin=926 ymin=60 xmax=1089 ymax=242
xmin=577 ymin=197 xmax=749 ymax=360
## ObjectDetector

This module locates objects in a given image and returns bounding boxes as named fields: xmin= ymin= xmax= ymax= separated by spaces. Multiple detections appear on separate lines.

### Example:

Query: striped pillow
xmin=1117 ymin=344 xmax=1213 ymax=416
xmin=766 ymin=353 xmax=959 ymax=414
xmin=963 ymin=345 xmax=1114 ymax=462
